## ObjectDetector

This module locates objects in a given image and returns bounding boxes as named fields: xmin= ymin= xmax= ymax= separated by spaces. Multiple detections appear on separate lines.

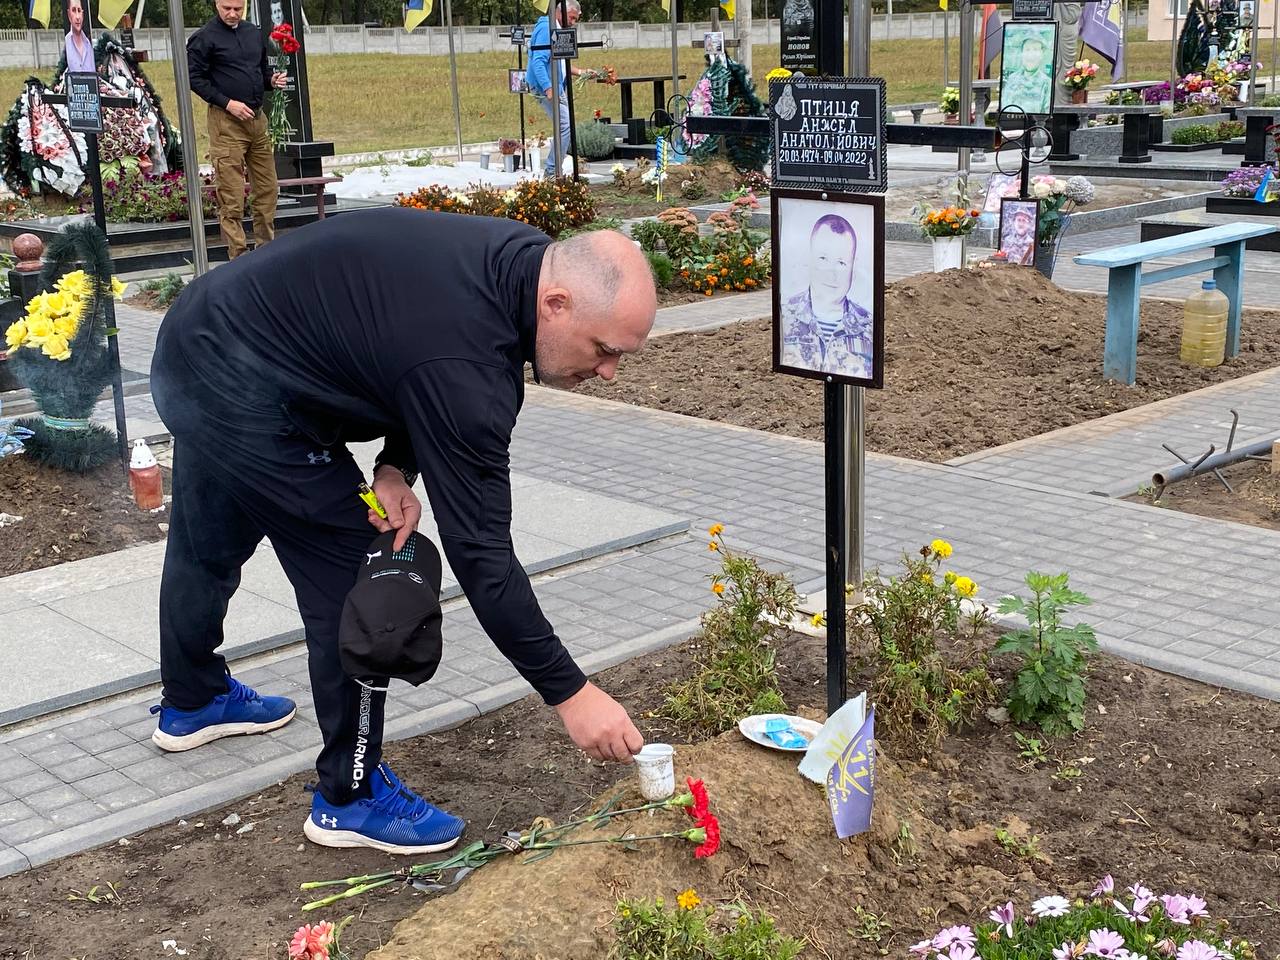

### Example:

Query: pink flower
xmin=909 ymin=940 xmax=935 ymax=955
xmin=1092 ymin=875 xmax=1115 ymax=898
xmin=1055 ymin=942 xmax=1087 ymax=960
xmin=988 ymin=901 xmax=1015 ymax=937
xmin=1128 ymin=883 xmax=1153 ymax=902
xmin=1177 ymin=943 xmax=1221 ymax=960
xmin=288 ymin=922 xmax=334 ymax=960
xmin=1185 ymin=895 xmax=1209 ymax=920
xmin=1162 ymin=895 xmax=1191 ymax=925
xmin=1085 ymin=929 xmax=1127 ymax=958
xmin=933 ymin=926 xmax=976 ymax=951
xmin=948 ymin=947 xmax=976 ymax=960
xmin=1116 ymin=897 xmax=1152 ymax=924
xmin=1156 ymin=940 xmax=1178 ymax=957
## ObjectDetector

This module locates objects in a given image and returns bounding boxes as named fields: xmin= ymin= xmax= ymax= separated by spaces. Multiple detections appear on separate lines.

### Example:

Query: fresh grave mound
xmin=0 ymin=455 xmax=167 ymax=576
xmin=583 ymin=268 xmax=1280 ymax=462
xmin=1128 ymin=459 xmax=1280 ymax=530
xmin=369 ymin=733 xmax=1010 ymax=960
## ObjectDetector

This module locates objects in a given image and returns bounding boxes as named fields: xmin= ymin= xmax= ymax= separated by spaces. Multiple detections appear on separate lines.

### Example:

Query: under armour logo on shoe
xmin=320 ymin=814 xmax=338 ymax=828
xmin=307 ymin=450 xmax=332 ymax=465
xmin=365 ymin=550 xmax=382 ymax=566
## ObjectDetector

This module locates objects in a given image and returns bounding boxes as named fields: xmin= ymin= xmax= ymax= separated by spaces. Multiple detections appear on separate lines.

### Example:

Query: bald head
xmin=534 ymin=230 xmax=656 ymax=389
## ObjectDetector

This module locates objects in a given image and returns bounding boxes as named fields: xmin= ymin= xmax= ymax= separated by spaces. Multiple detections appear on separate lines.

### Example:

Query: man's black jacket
xmin=154 ymin=208 xmax=589 ymax=705
xmin=187 ymin=16 xmax=273 ymax=112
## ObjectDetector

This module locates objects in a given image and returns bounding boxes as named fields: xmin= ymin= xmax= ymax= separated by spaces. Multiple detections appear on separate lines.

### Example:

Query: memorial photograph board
xmin=999 ymin=20 xmax=1057 ymax=115
xmin=780 ymin=0 xmax=819 ymax=72
xmin=1000 ymin=197 xmax=1040 ymax=266
xmin=64 ymin=0 xmax=95 ymax=74
xmin=771 ymin=189 xmax=885 ymax=389
xmin=770 ymin=77 xmax=887 ymax=193
xmin=509 ymin=68 xmax=529 ymax=94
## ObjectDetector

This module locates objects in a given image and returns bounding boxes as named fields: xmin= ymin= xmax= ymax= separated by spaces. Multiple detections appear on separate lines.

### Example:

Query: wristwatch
xmin=374 ymin=460 xmax=418 ymax=489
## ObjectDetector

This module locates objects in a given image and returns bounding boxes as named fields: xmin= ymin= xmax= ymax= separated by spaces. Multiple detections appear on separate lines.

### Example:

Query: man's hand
xmin=544 ymin=87 xmax=554 ymax=99
xmin=369 ymin=465 xmax=422 ymax=551
xmin=225 ymin=99 xmax=255 ymax=121
xmin=555 ymin=682 xmax=644 ymax=763
xmin=271 ymin=71 xmax=288 ymax=89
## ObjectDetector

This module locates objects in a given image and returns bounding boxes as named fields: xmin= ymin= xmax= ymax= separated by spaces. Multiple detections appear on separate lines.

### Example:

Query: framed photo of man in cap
xmin=771 ymin=189 xmax=885 ymax=389
xmin=1000 ymin=197 xmax=1039 ymax=266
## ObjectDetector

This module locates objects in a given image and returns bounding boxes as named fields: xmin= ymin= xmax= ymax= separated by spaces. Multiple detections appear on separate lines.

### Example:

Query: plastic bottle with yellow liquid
xmin=1180 ymin=278 xmax=1229 ymax=368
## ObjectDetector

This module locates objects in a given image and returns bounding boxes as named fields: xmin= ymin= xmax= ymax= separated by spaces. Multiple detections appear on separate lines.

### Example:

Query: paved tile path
xmin=4 ymin=222 xmax=1280 ymax=880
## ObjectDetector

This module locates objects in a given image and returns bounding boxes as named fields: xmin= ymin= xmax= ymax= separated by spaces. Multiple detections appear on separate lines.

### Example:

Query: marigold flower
xmin=929 ymin=539 xmax=953 ymax=559
xmin=708 ymin=542 xmax=718 ymax=552
xmin=708 ymin=523 xmax=724 ymax=536
xmin=953 ymin=576 xmax=977 ymax=598
xmin=711 ymin=582 xmax=725 ymax=595
xmin=810 ymin=611 xmax=826 ymax=628
xmin=677 ymin=888 xmax=701 ymax=910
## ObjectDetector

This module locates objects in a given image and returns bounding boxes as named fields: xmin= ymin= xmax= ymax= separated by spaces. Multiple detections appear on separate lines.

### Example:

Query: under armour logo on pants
xmin=307 ymin=450 xmax=332 ymax=465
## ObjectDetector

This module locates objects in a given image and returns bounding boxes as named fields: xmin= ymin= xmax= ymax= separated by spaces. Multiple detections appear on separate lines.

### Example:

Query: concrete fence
xmin=1 ymin=9 xmax=1149 ymax=69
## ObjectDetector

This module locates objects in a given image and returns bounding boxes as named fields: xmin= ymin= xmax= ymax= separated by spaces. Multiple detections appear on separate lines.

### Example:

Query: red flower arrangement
xmin=265 ymin=22 xmax=298 ymax=146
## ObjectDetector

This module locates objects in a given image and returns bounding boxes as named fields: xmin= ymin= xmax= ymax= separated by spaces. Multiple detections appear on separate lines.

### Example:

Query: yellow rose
xmin=53 ymin=314 xmax=79 ymax=338
xmin=929 ymin=539 xmax=953 ymax=559
xmin=41 ymin=334 xmax=71 ymax=361
xmin=5 ymin=319 xmax=28 ymax=350
xmin=953 ymin=576 xmax=977 ymax=598
xmin=24 ymin=315 xmax=54 ymax=343
xmin=42 ymin=291 xmax=69 ymax=317
xmin=56 ymin=270 xmax=92 ymax=297
xmin=110 ymin=276 xmax=127 ymax=300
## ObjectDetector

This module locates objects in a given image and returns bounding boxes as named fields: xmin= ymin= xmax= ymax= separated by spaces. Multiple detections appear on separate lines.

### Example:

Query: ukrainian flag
xmin=405 ymin=0 xmax=432 ymax=32
xmin=27 ymin=0 xmax=51 ymax=28
xmin=720 ymin=0 xmax=734 ymax=18
xmin=98 ymin=0 xmax=133 ymax=28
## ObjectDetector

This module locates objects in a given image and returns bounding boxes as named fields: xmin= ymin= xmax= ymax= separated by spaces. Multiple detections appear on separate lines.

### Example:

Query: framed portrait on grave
xmin=509 ymin=68 xmax=529 ymax=94
xmin=982 ymin=172 xmax=1020 ymax=217
xmin=771 ymin=189 xmax=885 ymax=389
xmin=64 ymin=0 xmax=95 ymax=74
xmin=999 ymin=21 xmax=1057 ymax=116
xmin=1000 ymin=197 xmax=1040 ymax=266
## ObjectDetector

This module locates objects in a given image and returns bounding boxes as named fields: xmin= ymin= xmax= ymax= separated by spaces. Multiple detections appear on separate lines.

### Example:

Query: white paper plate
xmin=737 ymin=713 xmax=824 ymax=753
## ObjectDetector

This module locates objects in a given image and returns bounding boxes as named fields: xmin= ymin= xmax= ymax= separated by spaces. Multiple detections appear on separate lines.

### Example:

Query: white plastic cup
xmin=634 ymin=743 xmax=676 ymax=801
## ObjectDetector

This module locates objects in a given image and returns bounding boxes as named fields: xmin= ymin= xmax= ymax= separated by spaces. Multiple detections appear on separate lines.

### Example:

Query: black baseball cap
xmin=339 ymin=531 xmax=444 ymax=687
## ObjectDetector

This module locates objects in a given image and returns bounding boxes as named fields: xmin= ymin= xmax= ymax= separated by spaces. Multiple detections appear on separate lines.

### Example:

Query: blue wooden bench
xmin=1073 ymin=223 xmax=1279 ymax=385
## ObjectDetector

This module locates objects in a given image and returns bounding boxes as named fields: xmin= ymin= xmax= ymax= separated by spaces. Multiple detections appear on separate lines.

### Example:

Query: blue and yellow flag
xmin=720 ymin=0 xmax=735 ymax=19
xmin=27 ymin=0 xmax=51 ymax=28
xmin=98 ymin=0 xmax=133 ymax=29
xmin=405 ymin=0 xmax=432 ymax=32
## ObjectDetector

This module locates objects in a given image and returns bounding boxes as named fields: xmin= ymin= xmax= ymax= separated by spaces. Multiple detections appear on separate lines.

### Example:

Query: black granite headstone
xmin=780 ymin=0 xmax=843 ymax=74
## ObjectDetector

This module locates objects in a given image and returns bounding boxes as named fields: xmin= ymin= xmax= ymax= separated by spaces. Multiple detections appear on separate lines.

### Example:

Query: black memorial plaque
xmin=120 ymin=26 xmax=134 ymax=48
xmin=66 ymin=72 xmax=103 ymax=133
xmin=551 ymin=27 xmax=578 ymax=59
xmin=770 ymin=77 xmax=887 ymax=192
xmin=1012 ymin=0 xmax=1054 ymax=18
xmin=510 ymin=25 xmax=526 ymax=44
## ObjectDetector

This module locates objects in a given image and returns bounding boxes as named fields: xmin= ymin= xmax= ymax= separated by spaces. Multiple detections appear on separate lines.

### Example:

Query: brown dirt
xmin=583 ymin=269 xmax=1280 ymax=462
xmin=2 ymin=629 xmax=1276 ymax=960
xmin=1128 ymin=459 xmax=1280 ymax=530
xmin=882 ymin=177 xmax=1206 ymax=221
xmin=0 ymin=455 xmax=168 ymax=576
xmin=590 ymin=160 xmax=750 ymax=220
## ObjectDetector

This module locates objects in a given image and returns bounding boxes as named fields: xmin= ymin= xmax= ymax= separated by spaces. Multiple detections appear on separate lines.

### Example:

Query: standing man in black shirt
xmin=187 ymin=0 xmax=287 ymax=259
xmin=148 ymin=210 xmax=657 ymax=855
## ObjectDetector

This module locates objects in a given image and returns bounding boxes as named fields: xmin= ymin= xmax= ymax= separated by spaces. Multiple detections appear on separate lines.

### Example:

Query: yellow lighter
xmin=357 ymin=481 xmax=388 ymax=519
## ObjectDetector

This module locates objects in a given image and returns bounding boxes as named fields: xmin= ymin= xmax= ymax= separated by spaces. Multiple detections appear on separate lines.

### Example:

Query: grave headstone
xmin=781 ymin=0 xmax=844 ymax=74
xmin=66 ymin=72 xmax=103 ymax=134
xmin=1012 ymin=0 xmax=1054 ymax=20
xmin=551 ymin=27 xmax=578 ymax=59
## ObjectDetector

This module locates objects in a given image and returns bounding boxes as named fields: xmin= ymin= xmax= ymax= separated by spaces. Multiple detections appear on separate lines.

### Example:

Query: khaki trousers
xmin=207 ymin=105 xmax=278 ymax=259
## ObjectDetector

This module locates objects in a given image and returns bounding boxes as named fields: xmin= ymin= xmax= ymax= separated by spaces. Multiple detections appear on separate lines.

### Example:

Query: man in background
xmin=527 ymin=0 xmax=584 ymax=178
xmin=780 ymin=213 xmax=873 ymax=380
xmin=188 ymin=0 xmax=287 ymax=259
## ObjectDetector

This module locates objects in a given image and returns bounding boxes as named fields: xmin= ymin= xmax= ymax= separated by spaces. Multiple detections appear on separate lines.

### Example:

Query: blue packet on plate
xmin=763 ymin=717 xmax=808 ymax=749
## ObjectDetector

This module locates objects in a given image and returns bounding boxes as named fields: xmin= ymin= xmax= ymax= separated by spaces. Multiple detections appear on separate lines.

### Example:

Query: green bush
xmin=849 ymin=539 xmax=995 ymax=751
xmin=664 ymin=526 xmax=798 ymax=735
xmin=613 ymin=894 xmax=802 ymax=960
xmin=1171 ymin=123 xmax=1219 ymax=145
xmin=646 ymin=250 xmax=675 ymax=288
xmin=994 ymin=571 xmax=1098 ymax=736
xmin=1216 ymin=119 xmax=1246 ymax=140
xmin=577 ymin=120 xmax=618 ymax=161
xmin=140 ymin=272 xmax=186 ymax=308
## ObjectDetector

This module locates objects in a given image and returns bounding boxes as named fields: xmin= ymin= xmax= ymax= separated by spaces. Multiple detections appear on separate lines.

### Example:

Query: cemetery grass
xmin=1 ymin=626 xmax=1278 ymax=958
xmin=1129 ymin=460 xmax=1280 ymax=532
xmin=0 ymin=455 xmax=167 ymax=576
xmin=579 ymin=269 xmax=1280 ymax=463
xmin=0 ymin=31 xmax=1178 ymax=158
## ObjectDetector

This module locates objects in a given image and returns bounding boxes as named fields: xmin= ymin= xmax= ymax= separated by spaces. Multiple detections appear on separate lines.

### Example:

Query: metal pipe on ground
xmin=1152 ymin=437 xmax=1276 ymax=492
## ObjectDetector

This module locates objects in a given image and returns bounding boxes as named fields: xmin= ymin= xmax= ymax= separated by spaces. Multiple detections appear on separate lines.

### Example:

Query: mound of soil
xmin=2 ymin=629 xmax=1276 ymax=960
xmin=0 ymin=455 xmax=167 ymax=576
xmin=583 ymin=269 xmax=1280 ymax=462
xmin=1129 ymin=459 xmax=1280 ymax=531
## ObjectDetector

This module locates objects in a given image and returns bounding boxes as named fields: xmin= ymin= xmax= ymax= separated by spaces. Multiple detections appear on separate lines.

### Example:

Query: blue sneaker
xmin=304 ymin=762 xmax=465 ymax=855
xmin=150 ymin=676 xmax=296 ymax=752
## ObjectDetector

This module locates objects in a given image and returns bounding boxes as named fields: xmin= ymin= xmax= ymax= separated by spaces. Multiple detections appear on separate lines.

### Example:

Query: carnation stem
xmin=301 ymin=877 xmax=397 ymax=912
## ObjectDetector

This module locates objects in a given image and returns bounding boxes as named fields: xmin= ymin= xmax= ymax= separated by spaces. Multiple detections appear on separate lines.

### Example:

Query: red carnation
xmin=693 ymin=813 xmax=720 ymax=859
xmin=282 ymin=36 xmax=300 ymax=53
xmin=683 ymin=778 xmax=709 ymax=820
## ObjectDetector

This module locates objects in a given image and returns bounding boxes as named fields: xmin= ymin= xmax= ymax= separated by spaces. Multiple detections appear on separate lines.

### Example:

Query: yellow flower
xmin=110 ymin=276 xmax=127 ymax=300
xmin=708 ymin=523 xmax=724 ymax=537
xmin=24 ymin=315 xmax=54 ymax=343
xmin=711 ymin=582 xmax=725 ymax=595
xmin=677 ymin=888 xmax=701 ymax=911
xmin=929 ymin=539 xmax=953 ymax=559
xmin=5 ymin=319 xmax=27 ymax=350
xmin=953 ymin=576 xmax=977 ymax=598
xmin=810 ymin=611 xmax=826 ymax=627
xmin=919 ymin=570 xmax=932 ymax=584
xmin=41 ymin=334 xmax=71 ymax=361
xmin=621 ymin=907 xmax=632 ymax=918
xmin=56 ymin=269 xmax=91 ymax=297
xmin=708 ymin=542 xmax=718 ymax=552
xmin=943 ymin=571 xmax=957 ymax=586
xmin=53 ymin=314 xmax=79 ymax=338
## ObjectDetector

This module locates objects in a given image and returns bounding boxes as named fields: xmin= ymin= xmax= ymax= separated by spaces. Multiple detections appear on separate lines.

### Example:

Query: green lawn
xmin=0 ymin=30 xmax=1180 ymax=160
